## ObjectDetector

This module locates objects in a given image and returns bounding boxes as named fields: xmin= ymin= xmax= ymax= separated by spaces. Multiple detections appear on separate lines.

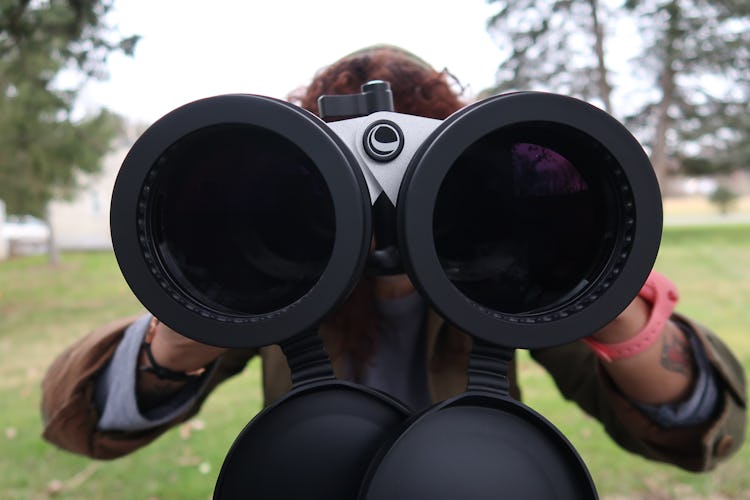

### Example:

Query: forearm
xmin=533 ymin=306 xmax=744 ymax=470
xmin=591 ymin=296 xmax=695 ymax=405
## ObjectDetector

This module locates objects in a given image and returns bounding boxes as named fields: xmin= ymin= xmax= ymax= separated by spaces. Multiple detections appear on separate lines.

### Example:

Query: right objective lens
xmin=433 ymin=125 xmax=619 ymax=315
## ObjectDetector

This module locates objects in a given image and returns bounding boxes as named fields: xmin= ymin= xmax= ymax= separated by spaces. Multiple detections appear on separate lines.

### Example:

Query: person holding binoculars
xmin=41 ymin=45 xmax=745 ymax=477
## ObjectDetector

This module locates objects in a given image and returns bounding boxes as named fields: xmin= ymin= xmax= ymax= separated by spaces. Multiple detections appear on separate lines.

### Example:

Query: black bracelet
xmin=139 ymin=341 xmax=206 ymax=381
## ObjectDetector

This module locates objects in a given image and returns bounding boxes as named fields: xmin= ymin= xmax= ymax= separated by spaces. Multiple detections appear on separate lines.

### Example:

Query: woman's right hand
xmin=136 ymin=318 xmax=227 ymax=409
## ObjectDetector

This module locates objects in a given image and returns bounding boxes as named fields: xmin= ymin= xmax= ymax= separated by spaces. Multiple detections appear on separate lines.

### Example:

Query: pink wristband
xmin=582 ymin=271 xmax=679 ymax=362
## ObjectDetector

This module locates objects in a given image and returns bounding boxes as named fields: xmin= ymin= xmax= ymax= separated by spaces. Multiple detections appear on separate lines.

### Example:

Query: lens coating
xmin=149 ymin=124 xmax=336 ymax=316
xmin=433 ymin=124 xmax=617 ymax=315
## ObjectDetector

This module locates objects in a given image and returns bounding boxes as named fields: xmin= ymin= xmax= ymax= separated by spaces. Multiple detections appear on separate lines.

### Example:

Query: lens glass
xmin=433 ymin=124 xmax=618 ymax=314
xmin=149 ymin=124 xmax=336 ymax=315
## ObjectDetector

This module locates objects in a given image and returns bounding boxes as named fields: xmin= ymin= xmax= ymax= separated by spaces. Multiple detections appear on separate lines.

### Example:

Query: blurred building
xmin=0 ymin=204 xmax=51 ymax=259
xmin=47 ymin=149 xmax=123 ymax=251
xmin=0 ymin=124 xmax=142 ymax=259
xmin=672 ymin=170 xmax=750 ymax=197
xmin=47 ymin=124 xmax=143 ymax=251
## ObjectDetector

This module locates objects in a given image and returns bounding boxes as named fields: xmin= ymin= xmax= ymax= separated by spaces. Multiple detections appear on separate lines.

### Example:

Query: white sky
xmin=78 ymin=0 xmax=503 ymax=124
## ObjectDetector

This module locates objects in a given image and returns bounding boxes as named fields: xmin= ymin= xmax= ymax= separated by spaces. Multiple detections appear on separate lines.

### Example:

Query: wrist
xmin=589 ymin=296 xmax=650 ymax=344
xmin=141 ymin=318 xmax=224 ymax=377
xmin=584 ymin=271 xmax=679 ymax=362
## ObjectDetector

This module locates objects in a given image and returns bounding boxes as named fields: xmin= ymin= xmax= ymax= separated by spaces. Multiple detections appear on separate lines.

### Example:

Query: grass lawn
xmin=0 ymin=223 xmax=748 ymax=499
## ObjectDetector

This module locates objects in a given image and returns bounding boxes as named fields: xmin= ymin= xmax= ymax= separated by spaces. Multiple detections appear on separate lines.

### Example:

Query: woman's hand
xmin=146 ymin=319 xmax=227 ymax=374
xmin=136 ymin=318 xmax=227 ymax=410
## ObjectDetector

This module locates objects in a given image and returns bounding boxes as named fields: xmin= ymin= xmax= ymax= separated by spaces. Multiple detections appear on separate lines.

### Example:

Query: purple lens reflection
xmin=511 ymin=143 xmax=588 ymax=197
xmin=433 ymin=129 xmax=615 ymax=315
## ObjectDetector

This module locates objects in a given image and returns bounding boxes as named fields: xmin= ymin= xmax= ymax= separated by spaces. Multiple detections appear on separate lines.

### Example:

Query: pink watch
xmin=582 ymin=271 xmax=679 ymax=362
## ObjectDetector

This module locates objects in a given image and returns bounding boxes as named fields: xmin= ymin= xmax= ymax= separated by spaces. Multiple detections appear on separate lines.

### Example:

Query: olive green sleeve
xmin=531 ymin=314 xmax=746 ymax=472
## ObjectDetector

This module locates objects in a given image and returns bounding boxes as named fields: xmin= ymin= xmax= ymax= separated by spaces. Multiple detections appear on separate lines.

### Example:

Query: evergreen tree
xmin=624 ymin=0 xmax=750 ymax=188
xmin=485 ymin=0 xmax=616 ymax=113
xmin=0 ymin=0 xmax=138 ymax=217
xmin=485 ymin=0 xmax=750 ymax=190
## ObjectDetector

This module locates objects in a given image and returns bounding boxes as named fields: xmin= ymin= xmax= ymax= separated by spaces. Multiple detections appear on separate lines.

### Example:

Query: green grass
xmin=1 ymin=225 xmax=748 ymax=499
xmin=0 ymin=253 xmax=264 ymax=499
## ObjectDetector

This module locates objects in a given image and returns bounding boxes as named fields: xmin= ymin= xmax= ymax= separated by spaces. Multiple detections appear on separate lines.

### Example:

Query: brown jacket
xmin=41 ymin=311 xmax=746 ymax=472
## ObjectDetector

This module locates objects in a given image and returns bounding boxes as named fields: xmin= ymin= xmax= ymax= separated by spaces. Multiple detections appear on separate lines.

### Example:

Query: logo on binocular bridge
xmin=363 ymin=120 xmax=404 ymax=162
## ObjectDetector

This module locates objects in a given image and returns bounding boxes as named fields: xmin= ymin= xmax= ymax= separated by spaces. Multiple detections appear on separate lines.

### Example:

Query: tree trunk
xmin=588 ymin=0 xmax=614 ymax=114
xmin=44 ymin=203 xmax=60 ymax=266
xmin=651 ymin=76 xmax=674 ymax=193
xmin=650 ymin=2 xmax=680 ymax=194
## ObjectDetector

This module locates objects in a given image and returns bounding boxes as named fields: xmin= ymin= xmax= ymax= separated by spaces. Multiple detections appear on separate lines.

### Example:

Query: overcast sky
xmin=77 ymin=0 xmax=503 ymax=124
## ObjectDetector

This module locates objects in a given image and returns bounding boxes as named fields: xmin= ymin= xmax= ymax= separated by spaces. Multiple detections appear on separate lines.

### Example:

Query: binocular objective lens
xmin=433 ymin=126 xmax=617 ymax=315
xmin=149 ymin=124 xmax=336 ymax=316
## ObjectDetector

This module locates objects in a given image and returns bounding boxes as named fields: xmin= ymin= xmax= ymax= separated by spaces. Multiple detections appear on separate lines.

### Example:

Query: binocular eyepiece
xmin=111 ymin=85 xmax=662 ymax=350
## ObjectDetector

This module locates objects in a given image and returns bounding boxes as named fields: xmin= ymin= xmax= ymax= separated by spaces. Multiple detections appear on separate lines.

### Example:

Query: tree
xmin=623 ymin=0 xmax=750 ymax=190
xmin=485 ymin=0 xmax=750 ymax=191
xmin=708 ymin=184 xmax=739 ymax=214
xmin=484 ymin=0 xmax=616 ymax=114
xmin=0 ymin=0 xmax=138 ymax=262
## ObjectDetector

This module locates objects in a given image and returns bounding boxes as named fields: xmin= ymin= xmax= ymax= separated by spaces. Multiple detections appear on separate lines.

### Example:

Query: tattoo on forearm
xmin=660 ymin=332 xmax=694 ymax=376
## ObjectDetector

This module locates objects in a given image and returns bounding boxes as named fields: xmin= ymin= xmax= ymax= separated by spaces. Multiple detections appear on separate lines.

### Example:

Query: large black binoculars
xmin=111 ymin=82 xmax=662 ymax=499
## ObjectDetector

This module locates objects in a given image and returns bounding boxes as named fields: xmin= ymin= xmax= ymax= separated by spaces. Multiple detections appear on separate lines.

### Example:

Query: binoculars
xmin=111 ymin=81 xmax=662 ymax=499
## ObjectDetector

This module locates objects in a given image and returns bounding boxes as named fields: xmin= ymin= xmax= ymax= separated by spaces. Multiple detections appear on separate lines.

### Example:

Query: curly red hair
xmin=290 ymin=46 xmax=466 ymax=374
xmin=290 ymin=45 xmax=465 ymax=120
